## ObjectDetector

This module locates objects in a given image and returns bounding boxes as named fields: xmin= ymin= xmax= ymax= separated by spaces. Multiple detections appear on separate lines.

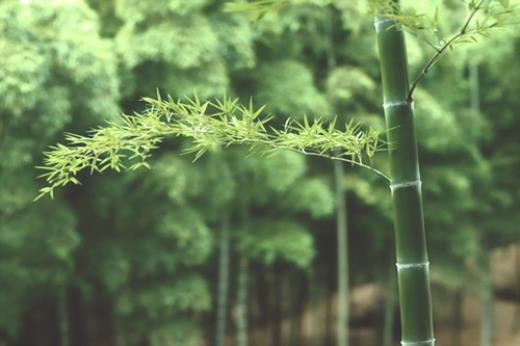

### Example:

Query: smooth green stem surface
xmin=335 ymin=160 xmax=349 ymax=346
xmin=215 ymin=217 xmax=230 ymax=346
xmin=236 ymin=255 xmax=249 ymax=346
xmin=374 ymin=3 xmax=434 ymax=345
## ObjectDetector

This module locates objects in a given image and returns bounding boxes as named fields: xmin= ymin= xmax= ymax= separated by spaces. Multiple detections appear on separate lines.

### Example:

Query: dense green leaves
xmin=1 ymin=1 xmax=519 ymax=344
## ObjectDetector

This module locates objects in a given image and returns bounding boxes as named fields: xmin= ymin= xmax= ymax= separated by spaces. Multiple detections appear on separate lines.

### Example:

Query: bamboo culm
xmin=471 ymin=62 xmax=494 ymax=346
xmin=374 ymin=2 xmax=435 ymax=345
xmin=215 ymin=216 xmax=230 ymax=346
xmin=59 ymin=286 xmax=70 ymax=346
xmin=480 ymin=251 xmax=494 ymax=346
xmin=236 ymin=255 xmax=249 ymax=346
xmin=334 ymin=160 xmax=349 ymax=346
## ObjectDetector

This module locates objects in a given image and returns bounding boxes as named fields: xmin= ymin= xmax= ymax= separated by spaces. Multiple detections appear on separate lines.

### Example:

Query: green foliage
xmin=256 ymin=60 xmax=332 ymax=117
xmin=283 ymin=177 xmax=335 ymax=218
xmin=238 ymin=220 xmax=315 ymax=267
xmin=116 ymin=275 xmax=211 ymax=317
xmin=116 ymin=15 xmax=218 ymax=70
xmin=115 ymin=0 xmax=209 ymax=20
xmin=149 ymin=321 xmax=204 ymax=346
xmin=158 ymin=209 xmax=213 ymax=265
xmin=0 ymin=0 xmax=119 ymax=338
xmin=1 ymin=0 xmax=519 ymax=344
xmin=326 ymin=66 xmax=377 ymax=105
xmin=241 ymin=150 xmax=307 ymax=197
xmin=36 ymin=96 xmax=385 ymax=199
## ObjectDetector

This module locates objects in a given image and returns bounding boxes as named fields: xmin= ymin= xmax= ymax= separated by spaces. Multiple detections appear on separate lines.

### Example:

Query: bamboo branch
xmin=35 ymin=96 xmax=388 ymax=199
xmin=408 ymin=0 xmax=486 ymax=100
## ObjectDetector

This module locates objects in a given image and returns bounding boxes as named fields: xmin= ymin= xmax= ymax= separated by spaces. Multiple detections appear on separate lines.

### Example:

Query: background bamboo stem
xmin=216 ymin=215 xmax=230 ymax=346
xmin=236 ymin=255 xmax=249 ymax=346
xmin=335 ymin=160 xmax=349 ymax=346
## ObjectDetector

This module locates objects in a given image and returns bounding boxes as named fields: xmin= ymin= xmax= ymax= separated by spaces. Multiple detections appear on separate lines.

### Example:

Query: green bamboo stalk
xmin=334 ymin=160 xmax=349 ymax=346
xmin=59 ymin=286 xmax=69 ymax=346
xmin=236 ymin=255 xmax=249 ymax=346
xmin=216 ymin=215 xmax=231 ymax=346
xmin=374 ymin=2 xmax=435 ymax=345
xmin=480 ymin=252 xmax=494 ymax=346
xmin=310 ymin=268 xmax=323 ymax=346
xmin=236 ymin=173 xmax=250 ymax=346
xmin=512 ymin=246 xmax=520 ymax=333
xmin=469 ymin=61 xmax=494 ymax=346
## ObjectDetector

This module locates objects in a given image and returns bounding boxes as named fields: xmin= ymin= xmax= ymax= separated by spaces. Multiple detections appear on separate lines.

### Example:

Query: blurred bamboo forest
xmin=0 ymin=0 xmax=519 ymax=345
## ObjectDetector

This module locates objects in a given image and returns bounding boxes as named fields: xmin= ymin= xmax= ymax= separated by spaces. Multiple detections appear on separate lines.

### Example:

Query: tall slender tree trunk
xmin=511 ymin=245 xmax=520 ymax=333
xmin=272 ymin=267 xmax=283 ymax=346
xmin=480 ymin=252 xmax=494 ymax=346
xmin=59 ymin=286 xmax=70 ymax=346
xmin=310 ymin=267 xmax=323 ymax=346
xmin=236 ymin=255 xmax=249 ymax=346
xmin=469 ymin=61 xmax=494 ymax=346
xmin=289 ymin=271 xmax=305 ymax=346
xmin=374 ymin=2 xmax=435 ymax=345
xmin=334 ymin=160 xmax=349 ymax=346
xmin=325 ymin=282 xmax=334 ymax=345
xmin=216 ymin=215 xmax=231 ymax=346
xmin=115 ymin=319 xmax=126 ymax=346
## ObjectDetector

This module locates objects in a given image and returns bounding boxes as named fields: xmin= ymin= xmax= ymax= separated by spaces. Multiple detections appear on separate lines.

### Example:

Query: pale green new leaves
xmin=36 ymin=96 xmax=385 ymax=199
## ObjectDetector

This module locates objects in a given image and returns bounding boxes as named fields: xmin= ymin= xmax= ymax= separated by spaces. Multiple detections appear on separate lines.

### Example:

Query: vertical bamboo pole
xmin=236 ymin=174 xmax=250 ymax=346
xmin=236 ymin=255 xmax=249 ymax=346
xmin=216 ymin=215 xmax=230 ymax=346
xmin=59 ymin=286 xmax=70 ymax=346
xmin=327 ymin=15 xmax=349 ymax=345
xmin=471 ymin=62 xmax=494 ymax=346
xmin=335 ymin=160 xmax=349 ymax=346
xmin=374 ymin=1 xmax=435 ymax=345
xmin=480 ymin=252 xmax=493 ymax=346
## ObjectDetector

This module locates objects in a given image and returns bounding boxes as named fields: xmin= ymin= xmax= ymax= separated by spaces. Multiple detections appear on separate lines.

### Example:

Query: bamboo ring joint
xmin=396 ymin=262 xmax=430 ymax=271
xmin=390 ymin=180 xmax=422 ymax=192
xmin=401 ymin=338 xmax=435 ymax=346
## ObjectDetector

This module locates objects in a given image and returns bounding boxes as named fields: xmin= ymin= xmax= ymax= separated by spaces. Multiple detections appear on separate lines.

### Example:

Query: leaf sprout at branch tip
xmin=35 ymin=95 xmax=389 ymax=200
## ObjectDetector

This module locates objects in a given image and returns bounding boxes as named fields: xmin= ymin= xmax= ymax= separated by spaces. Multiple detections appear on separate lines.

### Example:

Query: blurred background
xmin=0 ymin=0 xmax=519 ymax=345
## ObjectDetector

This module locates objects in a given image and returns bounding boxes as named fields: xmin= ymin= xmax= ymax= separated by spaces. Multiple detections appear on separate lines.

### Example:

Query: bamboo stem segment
xmin=373 ymin=2 xmax=435 ymax=345
xmin=215 ymin=216 xmax=230 ymax=346
xmin=335 ymin=160 xmax=349 ymax=346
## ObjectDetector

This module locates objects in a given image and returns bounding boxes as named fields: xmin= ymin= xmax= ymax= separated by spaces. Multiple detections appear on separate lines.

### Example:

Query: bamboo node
xmin=374 ymin=18 xmax=396 ymax=32
xmin=396 ymin=262 xmax=430 ymax=271
xmin=401 ymin=338 xmax=435 ymax=346
xmin=390 ymin=180 xmax=421 ymax=192
xmin=383 ymin=100 xmax=414 ymax=110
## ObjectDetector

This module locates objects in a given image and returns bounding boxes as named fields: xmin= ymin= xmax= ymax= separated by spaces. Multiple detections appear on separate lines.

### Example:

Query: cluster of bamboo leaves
xmin=36 ymin=95 xmax=385 ymax=199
